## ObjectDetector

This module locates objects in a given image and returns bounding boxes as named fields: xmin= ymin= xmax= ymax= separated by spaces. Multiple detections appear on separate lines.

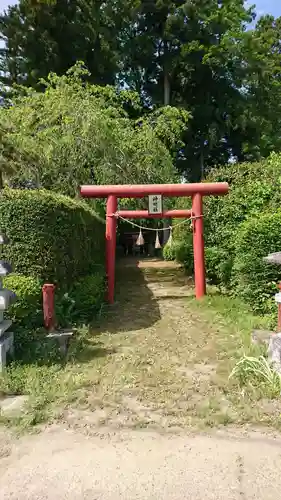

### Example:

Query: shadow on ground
xmin=69 ymin=338 xmax=117 ymax=364
xmin=94 ymin=259 xmax=162 ymax=334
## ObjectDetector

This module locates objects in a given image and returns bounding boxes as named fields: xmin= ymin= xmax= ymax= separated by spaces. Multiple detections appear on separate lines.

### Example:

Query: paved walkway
xmin=1 ymin=426 xmax=281 ymax=499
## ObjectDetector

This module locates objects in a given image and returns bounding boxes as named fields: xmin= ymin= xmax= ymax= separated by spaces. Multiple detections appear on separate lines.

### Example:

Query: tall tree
xmin=120 ymin=0 xmax=258 ymax=178
xmin=2 ymin=0 xmax=281 ymax=180
xmin=0 ymin=0 xmax=132 ymax=89
xmin=0 ymin=64 xmax=187 ymax=195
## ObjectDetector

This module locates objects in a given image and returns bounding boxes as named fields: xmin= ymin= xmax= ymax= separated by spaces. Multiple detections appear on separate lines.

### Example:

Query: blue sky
xmin=0 ymin=0 xmax=280 ymax=18
xmin=252 ymin=0 xmax=281 ymax=18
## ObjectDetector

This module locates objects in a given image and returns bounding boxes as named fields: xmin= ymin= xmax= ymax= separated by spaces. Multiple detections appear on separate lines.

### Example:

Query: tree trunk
xmin=0 ymin=170 xmax=4 ymax=190
xmin=164 ymin=70 xmax=170 ymax=106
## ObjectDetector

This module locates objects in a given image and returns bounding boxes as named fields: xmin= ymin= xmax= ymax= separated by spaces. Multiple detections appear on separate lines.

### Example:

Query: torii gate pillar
xmin=80 ymin=182 xmax=229 ymax=303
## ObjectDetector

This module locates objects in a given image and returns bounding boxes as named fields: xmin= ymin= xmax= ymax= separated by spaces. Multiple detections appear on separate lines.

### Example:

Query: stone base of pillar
xmin=0 ymin=331 xmax=14 ymax=371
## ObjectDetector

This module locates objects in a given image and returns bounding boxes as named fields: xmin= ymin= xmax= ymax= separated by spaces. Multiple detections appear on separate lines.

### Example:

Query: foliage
xmin=4 ymin=274 xmax=42 ymax=328
xmin=0 ymin=188 xmax=105 ymax=287
xmin=179 ymin=155 xmax=281 ymax=265
xmin=67 ymin=271 xmax=105 ymax=323
xmin=170 ymin=155 xmax=281 ymax=312
xmin=120 ymin=1 xmax=281 ymax=177
xmin=204 ymin=155 xmax=281 ymax=254
xmin=162 ymin=241 xmax=176 ymax=262
xmin=203 ymin=154 xmax=281 ymax=297
xmin=0 ymin=65 xmax=180 ymax=195
xmin=173 ymin=240 xmax=193 ymax=274
xmin=2 ymin=3 xmax=281 ymax=179
xmin=229 ymin=355 xmax=281 ymax=398
xmin=140 ymin=106 xmax=191 ymax=159
xmin=163 ymin=229 xmax=193 ymax=274
xmin=232 ymin=211 xmax=281 ymax=314
xmin=205 ymin=247 xmax=233 ymax=287
xmin=0 ymin=0 xmax=132 ymax=89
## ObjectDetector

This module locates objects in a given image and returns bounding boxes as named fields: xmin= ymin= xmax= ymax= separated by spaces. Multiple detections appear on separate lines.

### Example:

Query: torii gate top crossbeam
xmin=80 ymin=182 xmax=229 ymax=198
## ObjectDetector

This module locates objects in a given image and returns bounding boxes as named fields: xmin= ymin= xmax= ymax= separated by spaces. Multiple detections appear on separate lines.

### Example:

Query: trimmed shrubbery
xmin=232 ymin=212 xmax=281 ymax=314
xmin=69 ymin=271 xmax=105 ymax=323
xmin=0 ymin=189 xmax=106 ymax=363
xmin=0 ymin=188 xmax=105 ymax=287
xmin=3 ymin=274 xmax=42 ymax=328
xmin=166 ymin=153 xmax=281 ymax=316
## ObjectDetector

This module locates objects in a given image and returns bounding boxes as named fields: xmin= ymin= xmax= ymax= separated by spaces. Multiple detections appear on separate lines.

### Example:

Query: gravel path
xmin=1 ymin=426 xmax=281 ymax=499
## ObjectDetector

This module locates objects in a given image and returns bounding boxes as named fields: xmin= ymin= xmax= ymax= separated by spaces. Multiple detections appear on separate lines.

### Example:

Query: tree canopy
xmin=1 ymin=1 xmax=281 ymax=179
xmin=0 ymin=63 xmax=188 ymax=195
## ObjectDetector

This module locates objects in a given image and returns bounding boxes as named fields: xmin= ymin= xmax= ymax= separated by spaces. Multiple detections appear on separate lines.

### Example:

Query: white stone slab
xmin=0 ymin=331 xmax=14 ymax=370
xmin=0 ymin=395 xmax=28 ymax=416
xmin=0 ymin=234 xmax=9 ymax=245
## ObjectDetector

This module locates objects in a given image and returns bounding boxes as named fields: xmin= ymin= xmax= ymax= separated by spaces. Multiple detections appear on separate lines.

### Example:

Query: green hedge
xmin=169 ymin=154 xmax=281 ymax=297
xmin=163 ymin=238 xmax=194 ymax=273
xmin=0 ymin=188 xmax=105 ymax=287
xmin=4 ymin=274 xmax=42 ymax=328
xmin=162 ymin=242 xmax=176 ymax=261
xmin=4 ymin=271 xmax=106 ymax=330
xmin=69 ymin=270 xmax=105 ymax=323
xmin=232 ymin=212 xmax=281 ymax=314
xmin=204 ymin=154 xmax=281 ymax=266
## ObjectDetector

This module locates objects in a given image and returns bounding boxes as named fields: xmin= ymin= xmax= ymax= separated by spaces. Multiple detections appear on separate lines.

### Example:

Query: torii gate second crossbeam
xmin=80 ymin=182 xmax=229 ymax=303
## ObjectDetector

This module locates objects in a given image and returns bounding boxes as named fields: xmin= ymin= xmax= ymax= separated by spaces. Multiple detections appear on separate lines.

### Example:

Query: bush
xmin=174 ymin=240 xmax=194 ymax=273
xmin=163 ymin=234 xmax=194 ymax=273
xmin=171 ymin=154 xmax=281 ymax=292
xmin=205 ymin=247 xmax=233 ymax=286
xmin=3 ymin=274 xmax=50 ymax=362
xmin=3 ymin=274 xmax=42 ymax=328
xmin=0 ymin=188 xmax=105 ymax=287
xmin=232 ymin=211 xmax=281 ymax=313
xmin=203 ymin=154 xmax=281 ymax=281
xmin=68 ymin=270 xmax=106 ymax=323
xmin=162 ymin=242 xmax=176 ymax=261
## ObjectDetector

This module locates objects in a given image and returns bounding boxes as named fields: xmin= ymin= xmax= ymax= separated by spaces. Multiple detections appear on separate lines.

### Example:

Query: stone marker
xmin=47 ymin=329 xmax=74 ymax=356
xmin=0 ymin=395 xmax=28 ymax=418
xmin=251 ymin=329 xmax=274 ymax=346
xmin=268 ymin=333 xmax=281 ymax=373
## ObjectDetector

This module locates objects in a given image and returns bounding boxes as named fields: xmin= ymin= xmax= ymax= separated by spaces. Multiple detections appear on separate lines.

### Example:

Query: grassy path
xmin=2 ymin=258 xmax=281 ymax=431
xmin=61 ymin=258 xmax=281 ymax=431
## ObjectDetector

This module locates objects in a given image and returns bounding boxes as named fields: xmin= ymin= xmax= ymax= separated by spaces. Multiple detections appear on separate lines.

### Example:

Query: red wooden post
xmin=42 ymin=283 xmax=56 ymax=331
xmin=192 ymin=193 xmax=206 ymax=299
xmin=106 ymin=195 xmax=117 ymax=304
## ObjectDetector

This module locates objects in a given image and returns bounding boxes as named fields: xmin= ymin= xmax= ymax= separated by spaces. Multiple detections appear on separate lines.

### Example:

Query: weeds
xmin=229 ymin=355 xmax=281 ymax=398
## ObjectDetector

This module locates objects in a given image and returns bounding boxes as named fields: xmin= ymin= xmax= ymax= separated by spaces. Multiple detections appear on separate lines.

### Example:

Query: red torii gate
xmin=80 ymin=182 xmax=229 ymax=303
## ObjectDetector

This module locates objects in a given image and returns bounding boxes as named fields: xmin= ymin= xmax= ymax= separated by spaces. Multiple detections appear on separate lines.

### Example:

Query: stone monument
xmin=0 ymin=233 xmax=16 ymax=370
xmin=254 ymin=252 xmax=281 ymax=373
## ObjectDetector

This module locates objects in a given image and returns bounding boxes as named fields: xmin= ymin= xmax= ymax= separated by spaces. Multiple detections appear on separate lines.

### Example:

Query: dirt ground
xmin=1 ymin=425 xmax=281 ymax=499
xmin=1 ymin=258 xmax=281 ymax=499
